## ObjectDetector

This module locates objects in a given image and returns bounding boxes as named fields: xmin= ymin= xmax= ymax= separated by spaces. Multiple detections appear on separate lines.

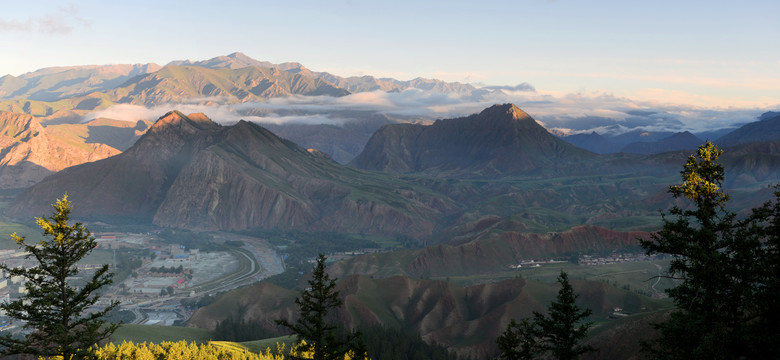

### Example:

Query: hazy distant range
xmin=0 ymin=52 xmax=774 ymax=169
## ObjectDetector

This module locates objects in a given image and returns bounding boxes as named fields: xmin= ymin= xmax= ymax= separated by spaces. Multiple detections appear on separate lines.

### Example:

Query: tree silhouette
xmin=498 ymin=271 xmax=594 ymax=360
xmin=0 ymin=195 xmax=119 ymax=359
xmin=276 ymin=253 xmax=365 ymax=360
xmin=641 ymin=141 xmax=780 ymax=359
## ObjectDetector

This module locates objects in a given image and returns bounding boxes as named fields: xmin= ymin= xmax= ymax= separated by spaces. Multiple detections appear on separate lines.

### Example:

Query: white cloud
xmin=82 ymin=87 xmax=777 ymax=137
xmin=0 ymin=5 xmax=87 ymax=34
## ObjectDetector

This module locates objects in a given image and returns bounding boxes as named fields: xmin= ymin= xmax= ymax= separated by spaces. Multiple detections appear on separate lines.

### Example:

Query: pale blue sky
xmin=2 ymin=0 xmax=779 ymax=108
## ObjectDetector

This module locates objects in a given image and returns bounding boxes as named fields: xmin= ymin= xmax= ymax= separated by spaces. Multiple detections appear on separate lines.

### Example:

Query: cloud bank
xmin=83 ymin=87 xmax=776 ymax=137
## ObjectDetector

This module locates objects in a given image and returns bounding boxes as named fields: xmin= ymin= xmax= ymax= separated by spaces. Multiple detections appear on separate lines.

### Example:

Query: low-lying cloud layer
xmin=84 ymin=87 xmax=775 ymax=137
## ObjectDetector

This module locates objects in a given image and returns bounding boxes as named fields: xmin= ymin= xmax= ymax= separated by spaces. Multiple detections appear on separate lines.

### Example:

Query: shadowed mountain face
xmin=7 ymin=111 xmax=455 ymax=237
xmin=187 ymin=273 xmax=666 ymax=359
xmin=350 ymin=104 xmax=598 ymax=177
xmin=717 ymin=112 xmax=780 ymax=147
xmin=560 ymin=131 xmax=618 ymax=154
xmin=621 ymin=131 xmax=703 ymax=154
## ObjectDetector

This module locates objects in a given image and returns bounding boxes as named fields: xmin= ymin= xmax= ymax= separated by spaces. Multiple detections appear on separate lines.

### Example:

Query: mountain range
xmin=557 ymin=113 xmax=780 ymax=155
xmin=0 ymin=53 xmax=778 ymax=188
xmin=8 ymin=103 xmax=780 ymax=241
xmin=1 ymin=53 xmax=779 ymax=358
xmin=0 ymin=52 xmax=479 ymax=116
xmin=716 ymin=112 xmax=780 ymax=147
xmin=7 ymin=111 xmax=455 ymax=238
xmin=0 ymin=63 xmax=161 ymax=102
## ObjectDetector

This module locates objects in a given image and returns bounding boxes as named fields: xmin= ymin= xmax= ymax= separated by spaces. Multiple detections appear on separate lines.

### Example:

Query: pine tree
xmin=276 ymin=254 xmax=365 ymax=360
xmin=0 ymin=195 xmax=119 ymax=359
xmin=497 ymin=271 xmax=594 ymax=360
xmin=640 ymin=141 xmax=780 ymax=359
xmin=496 ymin=318 xmax=539 ymax=360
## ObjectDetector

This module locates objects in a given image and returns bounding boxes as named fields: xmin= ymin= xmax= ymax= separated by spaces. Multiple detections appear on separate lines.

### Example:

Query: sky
xmin=1 ymin=0 xmax=779 ymax=126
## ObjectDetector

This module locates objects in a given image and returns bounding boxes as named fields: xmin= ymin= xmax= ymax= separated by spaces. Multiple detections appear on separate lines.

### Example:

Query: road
xmin=121 ymin=233 xmax=284 ymax=324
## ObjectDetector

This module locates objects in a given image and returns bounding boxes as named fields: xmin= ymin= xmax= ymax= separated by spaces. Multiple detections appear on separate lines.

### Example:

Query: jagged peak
xmin=226 ymin=51 xmax=251 ymax=60
xmin=476 ymin=104 xmax=534 ymax=124
xmin=150 ymin=110 xmax=220 ymax=132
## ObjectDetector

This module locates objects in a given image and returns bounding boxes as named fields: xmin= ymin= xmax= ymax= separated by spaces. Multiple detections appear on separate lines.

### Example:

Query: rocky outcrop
xmin=0 ymin=111 xmax=119 ymax=188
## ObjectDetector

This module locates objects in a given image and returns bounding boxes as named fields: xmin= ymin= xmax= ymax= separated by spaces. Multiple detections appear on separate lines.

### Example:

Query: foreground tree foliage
xmin=0 ymin=195 xmax=119 ymax=359
xmin=357 ymin=324 xmax=456 ymax=360
xmin=87 ymin=339 xmax=367 ymax=360
xmin=276 ymin=254 xmax=366 ymax=360
xmin=640 ymin=141 xmax=780 ymax=359
xmin=497 ymin=271 xmax=594 ymax=360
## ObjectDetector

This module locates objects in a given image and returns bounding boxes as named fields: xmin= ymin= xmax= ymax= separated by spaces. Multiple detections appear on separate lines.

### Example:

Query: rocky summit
xmin=350 ymin=103 xmax=597 ymax=177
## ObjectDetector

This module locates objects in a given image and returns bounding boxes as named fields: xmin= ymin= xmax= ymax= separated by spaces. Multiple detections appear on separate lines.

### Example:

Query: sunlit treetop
xmin=669 ymin=140 xmax=728 ymax=206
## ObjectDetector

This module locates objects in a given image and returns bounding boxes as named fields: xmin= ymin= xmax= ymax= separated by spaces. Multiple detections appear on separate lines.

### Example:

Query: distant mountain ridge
xmin=559 ymin=131 xmax=617 ymax=154
xmin=170 ymin=52 xmax=477 ymax=95
xmin=621 ymin=131 xmax=703 ymax=154
xmin=104 ymin=64 xmax=350 ymax=106
xmin=717 ymin=112 xmax=780 ymax=147
xmin=0 ymin=63 xmax=161 ymax=101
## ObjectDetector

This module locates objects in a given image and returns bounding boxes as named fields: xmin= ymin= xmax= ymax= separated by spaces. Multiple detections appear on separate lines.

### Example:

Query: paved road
xmin=121 ymin=233 xmax=284 ymax=324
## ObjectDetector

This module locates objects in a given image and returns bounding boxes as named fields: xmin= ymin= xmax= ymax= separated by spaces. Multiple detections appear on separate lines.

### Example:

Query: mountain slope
xmin=188 ymin=274 xmax=667 ymax=358
xmin=330 ymin=225 xmax=649 ymax=279
xmin=7 ymin=111 xmax=455 ymax=237
xmin=0 ymin=111 xmax=119 ymax=188
xmin=561 ymin=131 xmax=619 ymax=154
xmin=0 ymin=63 xmax=161 ymax=101
xmin=350 ymin=104 xmax=598 ymax=177
xmin=717 ymin=112 xmax=780 ymax=147
xmin=621 ymin=131 xmax=703 ymax=154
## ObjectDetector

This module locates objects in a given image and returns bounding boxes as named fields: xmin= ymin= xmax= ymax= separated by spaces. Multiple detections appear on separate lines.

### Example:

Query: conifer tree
xmin=497 ymin=271 xmax=594 ymax=360
xmin=496 ymin=318 xmax=539 ymax=360
xmin=276 ymin=253 xmax=365 ymax=360
xmin=0 ymin=195 xmax=119 ymax=359
xmin=640 ymin=141 xmax=780 ymax=359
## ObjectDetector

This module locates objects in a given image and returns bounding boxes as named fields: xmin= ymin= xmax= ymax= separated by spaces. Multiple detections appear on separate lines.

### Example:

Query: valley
xmin=0 ymin=52 xmax=777 ymax=359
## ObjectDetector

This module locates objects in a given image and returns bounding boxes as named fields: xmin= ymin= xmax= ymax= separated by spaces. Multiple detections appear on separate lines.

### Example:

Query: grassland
xmin=438 ymin=259 xmax=677 ymax=298
xmin=111 ymin=324 xmax=213 ymax=343
xmin=239 ymin=336 xmax=297 ymax=353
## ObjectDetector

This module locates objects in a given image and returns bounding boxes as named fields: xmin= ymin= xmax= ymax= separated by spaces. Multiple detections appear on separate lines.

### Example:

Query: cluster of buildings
xmin=119 ymin=244 xmax=200 ymax=298
xmin=507 ymin=259 xmax=568 ymax=269
xmin=577 ymin=252 xmax=655 ymax=266
xmin=0 ymin=249 xmax=34 ymax=325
